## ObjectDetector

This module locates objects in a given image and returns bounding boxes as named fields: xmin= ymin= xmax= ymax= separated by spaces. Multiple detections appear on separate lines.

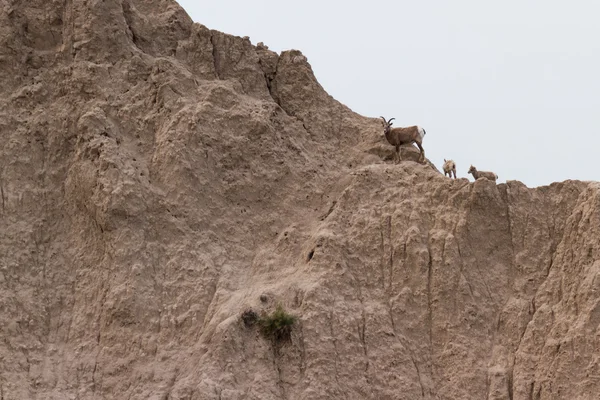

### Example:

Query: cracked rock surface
xmin=1 ymin=1 xmax=599 ymax=399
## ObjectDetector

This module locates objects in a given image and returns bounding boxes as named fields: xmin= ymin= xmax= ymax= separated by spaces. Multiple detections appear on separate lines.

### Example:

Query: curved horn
xmin=380 ymin=116 xmax=387 ymax=123
xmin=387 ymin=117 xmax=395 ymax=124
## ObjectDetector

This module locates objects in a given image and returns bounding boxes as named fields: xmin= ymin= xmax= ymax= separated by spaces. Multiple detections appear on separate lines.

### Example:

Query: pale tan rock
xmin=1 ymin=1 xmax=599 ymax=400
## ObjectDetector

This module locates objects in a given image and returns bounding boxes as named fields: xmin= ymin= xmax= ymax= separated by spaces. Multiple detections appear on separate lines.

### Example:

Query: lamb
xmin=443 ymin=159 xmax=457 ymax=179
xmin=467 ymin=165 xmax=498 ymax=182
xmin=380 ymin=116 xmax=426 ymax=163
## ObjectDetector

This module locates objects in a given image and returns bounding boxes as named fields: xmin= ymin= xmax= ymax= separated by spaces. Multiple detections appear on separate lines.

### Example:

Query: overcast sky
xmin=178 ymin=1 xmax=599 ymax=187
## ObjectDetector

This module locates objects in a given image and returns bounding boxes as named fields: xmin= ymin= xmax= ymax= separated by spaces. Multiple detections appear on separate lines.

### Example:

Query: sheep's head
xmin=468 ymin=165 xmax=476 ymax=174
xmin=380 ymin=116 xmax=395 ymax=134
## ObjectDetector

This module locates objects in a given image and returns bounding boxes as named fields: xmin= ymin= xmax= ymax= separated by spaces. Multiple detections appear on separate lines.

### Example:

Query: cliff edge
xmin=1 ymin=1 xmax=599 ymax=399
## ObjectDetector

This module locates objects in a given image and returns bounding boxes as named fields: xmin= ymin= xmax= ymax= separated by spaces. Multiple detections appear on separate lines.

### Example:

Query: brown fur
xmin=468 ymin=165 xmax=498 ymax=182
xmin=443 ymin=159 xmax=457 ymax=179
xmin=380 ymin=117 xmax=425 ymax=164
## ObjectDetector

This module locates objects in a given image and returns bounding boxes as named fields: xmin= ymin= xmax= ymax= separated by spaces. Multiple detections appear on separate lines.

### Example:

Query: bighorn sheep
xmin=443 ymin=159 xmax=457 ymax=179
xmin=467 ymin=165 xmax=498 ymax=182
xmin=380 ymin=117 xmax=426 ymax=163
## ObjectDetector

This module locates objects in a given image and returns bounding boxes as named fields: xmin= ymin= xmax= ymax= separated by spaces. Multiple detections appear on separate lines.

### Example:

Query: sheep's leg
xmin=452 ymin=170 xmax=456 ymax=179
xmin=395 ymin=145 xmax=401 ymax=164
xmin=416 ymin=142 xmax=425 ymax=163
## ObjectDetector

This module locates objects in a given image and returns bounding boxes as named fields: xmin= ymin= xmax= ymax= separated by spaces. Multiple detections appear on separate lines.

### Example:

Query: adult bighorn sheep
xmin=443 ymin=159 xmax=457 ymax=179
xmin=380 ymin=117 xmax=426 ymax=164
xmin=467 ymin=165 xmax=498 ymax=182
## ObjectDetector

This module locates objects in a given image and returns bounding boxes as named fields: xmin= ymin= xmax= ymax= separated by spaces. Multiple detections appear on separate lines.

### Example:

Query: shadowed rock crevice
xmin=256 ymin=41 xmax=281 ymax=106
xmin=210 ymin=32 xmax=221 ymax=79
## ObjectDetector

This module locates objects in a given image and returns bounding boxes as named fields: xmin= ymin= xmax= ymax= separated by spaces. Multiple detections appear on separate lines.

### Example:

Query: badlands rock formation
xmin=1 ymin=1 xmax=599 ymax=399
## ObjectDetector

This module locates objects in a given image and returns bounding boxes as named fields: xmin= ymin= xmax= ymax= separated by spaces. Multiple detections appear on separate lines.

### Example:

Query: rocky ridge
xmin=1 ymin=1 xmax=599 ymax=399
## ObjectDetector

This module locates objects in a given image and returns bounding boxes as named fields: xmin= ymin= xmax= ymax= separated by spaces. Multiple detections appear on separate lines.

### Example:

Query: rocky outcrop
xmin=1 ymin=1 xmax=598 ymax=399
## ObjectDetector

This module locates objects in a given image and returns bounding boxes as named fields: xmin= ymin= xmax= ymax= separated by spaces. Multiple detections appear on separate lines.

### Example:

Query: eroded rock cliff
xmin=1 ymin=1 xmax=599 ymax=399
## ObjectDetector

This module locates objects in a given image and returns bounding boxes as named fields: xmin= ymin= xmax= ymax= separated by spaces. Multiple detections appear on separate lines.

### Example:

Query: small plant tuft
xmin=258 ymin=304 xmax=297 ymax=342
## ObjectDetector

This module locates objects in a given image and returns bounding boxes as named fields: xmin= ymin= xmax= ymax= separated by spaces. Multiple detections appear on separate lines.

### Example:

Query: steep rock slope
xmin=0 ymin=1 xmax=599 ymax=399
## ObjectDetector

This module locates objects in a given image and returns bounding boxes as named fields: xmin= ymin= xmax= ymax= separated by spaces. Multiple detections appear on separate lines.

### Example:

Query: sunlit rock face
xmin=1 ymin=1 xmax=599 ymax=399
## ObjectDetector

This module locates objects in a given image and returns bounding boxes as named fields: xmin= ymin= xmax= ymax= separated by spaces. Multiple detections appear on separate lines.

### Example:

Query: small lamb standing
xmin=443 ymin=159 xmax=457 ymax=179
xmin=468 ymin=165 xmax=498 ymax=182
xmin=380 ymin=117 xmax=426 ymax=164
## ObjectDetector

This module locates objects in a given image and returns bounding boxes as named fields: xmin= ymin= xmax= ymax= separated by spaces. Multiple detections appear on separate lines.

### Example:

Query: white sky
xmin=178 ymin=1 xmax=600 ymax=187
